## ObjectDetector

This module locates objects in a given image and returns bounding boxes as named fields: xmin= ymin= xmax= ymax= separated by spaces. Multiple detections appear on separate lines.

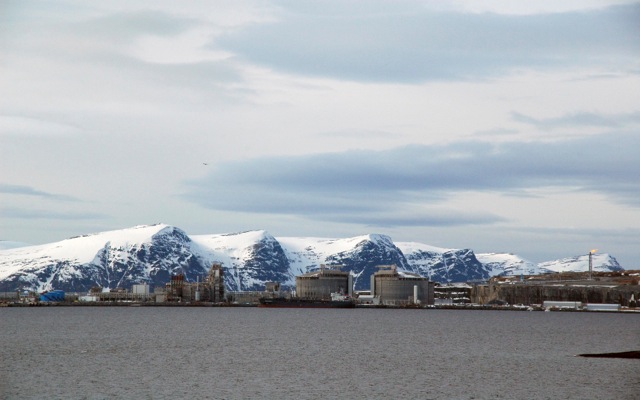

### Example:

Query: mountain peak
xmin=365 ymin=233 xmax=394 ymax=244
xmin=538 ymin=253 xmax=622 ymax=273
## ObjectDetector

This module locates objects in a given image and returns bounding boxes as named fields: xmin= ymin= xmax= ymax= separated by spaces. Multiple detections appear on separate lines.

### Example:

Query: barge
xmin=259 ymin=292 xmax=355 ymax=308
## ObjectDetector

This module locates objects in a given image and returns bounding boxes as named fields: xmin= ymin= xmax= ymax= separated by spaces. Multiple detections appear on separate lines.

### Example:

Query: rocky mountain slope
xmin=475 ymin=253 xmax=540 ymax=276
xmin=475 ymin=252 xmax=622 ymax=276
xmin=396 ymin=242 xmax=490 ymax=283
xmin=537 ymin=253 xmax=623 ymax=273
xmin=0 ymin=225 xmax=210 ymax=292
xmin=191 ymin=230 xmax=292 ymax=291
xmin=0 ymin=224 xmax=625 ymax=292
xmin=280 ymin=234 xmax=412 ymax=290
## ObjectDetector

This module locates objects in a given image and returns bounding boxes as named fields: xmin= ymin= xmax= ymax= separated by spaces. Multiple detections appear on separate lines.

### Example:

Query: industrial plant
xmin=160 ymin=263 xmax=225 ymax=303
xmin=260 ymin=264 xmax=435 ymax=307
xmin=2 ymin=260 xmax=638 ymax=312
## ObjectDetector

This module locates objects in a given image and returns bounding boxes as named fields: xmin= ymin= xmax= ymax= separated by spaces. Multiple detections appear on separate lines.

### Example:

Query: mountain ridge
xmin=0 ymin=224 xmax=624 ymax=292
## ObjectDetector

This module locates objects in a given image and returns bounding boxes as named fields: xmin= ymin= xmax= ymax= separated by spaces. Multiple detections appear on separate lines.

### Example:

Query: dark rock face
xmin=230 ymin=233 xmax=292 ymax=291
xmin=324 ymin=235 xmax=410 ymax=290
xmin=0 ymin=226 xmax=211 ymax=292
xmin=2 ymin=260 xmax=99 ymax=293
xmin=86 ymin=227 xmax=209 ymax=291
xmin=405 ymin=248 xmax=489 ymax=283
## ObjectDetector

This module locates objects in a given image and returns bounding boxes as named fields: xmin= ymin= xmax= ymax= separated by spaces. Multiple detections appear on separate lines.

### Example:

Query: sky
xmin=1 ymin=0 xmax=639 ymax=267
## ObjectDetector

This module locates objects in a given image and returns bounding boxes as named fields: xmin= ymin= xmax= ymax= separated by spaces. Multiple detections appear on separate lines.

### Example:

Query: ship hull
xmin=258 ymin=297 xmax=355 ymax=308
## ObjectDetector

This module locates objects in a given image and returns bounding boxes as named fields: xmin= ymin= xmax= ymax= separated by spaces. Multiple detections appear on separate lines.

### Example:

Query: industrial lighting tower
xmin=588 ymin=249 xmax=598 ymax=280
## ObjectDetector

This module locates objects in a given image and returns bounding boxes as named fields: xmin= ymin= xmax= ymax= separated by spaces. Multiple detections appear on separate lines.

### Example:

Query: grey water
xmin=1 ymin=308 xmax=638 ymax=400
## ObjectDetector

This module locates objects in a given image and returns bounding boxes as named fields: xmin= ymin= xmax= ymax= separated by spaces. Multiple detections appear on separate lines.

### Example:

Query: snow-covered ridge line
xmin=0 ymin=224 xmax=624 ymax=291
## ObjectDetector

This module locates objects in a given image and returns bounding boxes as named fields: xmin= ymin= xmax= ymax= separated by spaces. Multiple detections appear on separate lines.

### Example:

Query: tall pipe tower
xmin=588 ymin=249 xmax=598 ymax=280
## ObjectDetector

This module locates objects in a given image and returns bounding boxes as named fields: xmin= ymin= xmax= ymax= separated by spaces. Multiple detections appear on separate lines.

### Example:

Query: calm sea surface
xmin=1 ymin=307 xmax=638 ymax=399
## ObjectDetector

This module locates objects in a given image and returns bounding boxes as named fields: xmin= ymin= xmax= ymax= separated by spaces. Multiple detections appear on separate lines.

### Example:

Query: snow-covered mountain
xmin=0 ymin=224 xmax=212 ymax=292
xmin=396 ymin=242 xmax=490 ymax=283
xmin=475 ymin=252 xmax=623 ymax=276
xmin=0 ymin=224 xmax=626 ymax=292
xmin=537 ymin=253 xmax=622 ymax=273
xmin=475 ymin=253 xmax=539 ymax=276
xmin=191 ymin=230 xmax=292 ymax=291
xmin=0 ymin=226 xmax=413 ymax=292
xmin=280 ymin=234 xmax=411 ymax=290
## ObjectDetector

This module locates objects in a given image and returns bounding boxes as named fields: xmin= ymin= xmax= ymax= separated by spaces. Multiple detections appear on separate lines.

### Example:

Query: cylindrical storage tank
xmin=133 ymin=284 xmax=150 ymax=295
xmin=296 ymin=268 xmax=351 ymax=299
xmin=373 ymin=268 xmax=433 ymax=305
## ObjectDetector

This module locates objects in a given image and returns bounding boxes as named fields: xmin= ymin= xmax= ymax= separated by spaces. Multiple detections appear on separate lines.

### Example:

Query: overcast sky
xmin=1 ymin=0 xmax=639 ymax=266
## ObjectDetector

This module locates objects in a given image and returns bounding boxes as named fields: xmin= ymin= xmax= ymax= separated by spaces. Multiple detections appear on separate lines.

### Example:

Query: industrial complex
xmin=1 ymin=263 xmax=638 ymax=312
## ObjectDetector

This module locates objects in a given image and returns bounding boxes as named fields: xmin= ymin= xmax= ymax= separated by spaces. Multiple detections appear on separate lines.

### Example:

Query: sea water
xmin=1 ymin=307 xmax=638 ymax=399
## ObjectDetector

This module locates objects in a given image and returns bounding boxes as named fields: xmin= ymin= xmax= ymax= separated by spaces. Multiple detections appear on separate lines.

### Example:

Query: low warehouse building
xmin=296 ymin=265 xmax=353 ymax=299
xmin=371 ymin=265 xmax=434 ymax=306
xmin=543 ymin=301 xmax=582 ymax=310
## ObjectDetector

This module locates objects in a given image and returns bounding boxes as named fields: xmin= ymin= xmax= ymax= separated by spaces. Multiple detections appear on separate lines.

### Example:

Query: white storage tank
xmin=132 ymin=284 xmax=150 ymax=295
xmin=371 ymin=265 xmax=434 ymax=306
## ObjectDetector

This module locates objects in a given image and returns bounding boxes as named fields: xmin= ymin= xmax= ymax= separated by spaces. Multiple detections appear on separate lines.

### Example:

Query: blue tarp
xmin=40 ymin=290 xmax=65 ymax=302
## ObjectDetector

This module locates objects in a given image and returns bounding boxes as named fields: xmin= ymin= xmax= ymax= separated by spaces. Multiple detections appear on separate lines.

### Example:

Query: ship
xmin=258 ymin=292 xmax=356 ymax=308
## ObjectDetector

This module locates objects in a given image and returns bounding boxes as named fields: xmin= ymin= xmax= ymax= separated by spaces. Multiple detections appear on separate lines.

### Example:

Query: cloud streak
xmin=0 ymin=207 xmax=106 ymax=221
xmin=184 ymin=131 xmax=640 ymax=227
xmin=512 ymin=111 xmax=640 ymax=130
xmin=0 ymin=184 xmax=79 ymax=202
xmin=218 ymin=2 xmax=640 ymax=82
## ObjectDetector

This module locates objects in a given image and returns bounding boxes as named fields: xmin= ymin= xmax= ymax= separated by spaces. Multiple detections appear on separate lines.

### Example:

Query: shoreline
xmin=2 ymin=301 xmax=639 ymax=313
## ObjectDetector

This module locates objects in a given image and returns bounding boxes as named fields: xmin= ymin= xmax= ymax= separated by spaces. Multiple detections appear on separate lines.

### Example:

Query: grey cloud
xmin=336 ymin=212 xmax=507 ymax=227
xmin=217 ymin=3 xmax=640 ymax=82
xmin=509 ymin=226 xmax=640 ymax=241
xmin=5 ymin=8 xmax=244 ymax=97
xmin=112 ymin=56 xmax=245 ymax=104
xmin=318 ymin=129 xmax=398 ymax=139
xmin=0 ymin=113 xmax=85 ymax=137
xmin=512 ymin=111 xmax=640 ymax=130
xmin=184 ymin=131 xmax=640 ymax=227
xmin=0 ymin=184 xmax=79 ymax=201
xmin=73 ymin=10 xmax=196 ymax=41
xmin=0 ymin=207 xmax=106 ymax=220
